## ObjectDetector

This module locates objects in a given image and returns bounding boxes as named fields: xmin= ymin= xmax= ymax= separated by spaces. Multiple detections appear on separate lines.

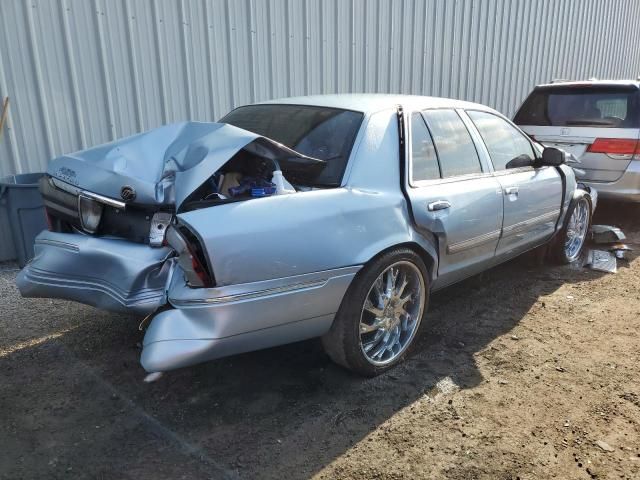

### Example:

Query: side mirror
xmin=505 ymin=154 xmax=534 ymax=169
xmin=540 ymin=147 xmax=566 ymax=166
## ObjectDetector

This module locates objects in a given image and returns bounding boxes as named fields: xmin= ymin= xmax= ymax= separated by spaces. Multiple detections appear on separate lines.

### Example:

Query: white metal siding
xmin=1 ymin=0 xmax=640 ymax=176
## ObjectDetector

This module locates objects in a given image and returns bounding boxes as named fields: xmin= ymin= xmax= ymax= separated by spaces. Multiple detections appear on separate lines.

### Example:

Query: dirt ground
xmin=1 ymin=200 xmax=639 ymax=480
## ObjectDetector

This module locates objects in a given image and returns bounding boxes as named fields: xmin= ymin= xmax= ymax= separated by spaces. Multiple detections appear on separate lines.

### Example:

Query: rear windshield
xmin=220 ymin=104 xmax=364 ymax=186
xmin=514 ymin=86 xmax=640 ymax=128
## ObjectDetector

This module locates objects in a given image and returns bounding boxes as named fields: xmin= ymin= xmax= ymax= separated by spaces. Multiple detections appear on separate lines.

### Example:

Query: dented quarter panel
xmin=141 ymin=266 xmax=360 ymax=372
xmin=177 ymin=109 xmax=438 ymax=287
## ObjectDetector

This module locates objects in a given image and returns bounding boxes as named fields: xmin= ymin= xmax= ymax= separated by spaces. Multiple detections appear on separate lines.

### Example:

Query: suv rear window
xmin=514 ymin=85 xmax=640 ymax=128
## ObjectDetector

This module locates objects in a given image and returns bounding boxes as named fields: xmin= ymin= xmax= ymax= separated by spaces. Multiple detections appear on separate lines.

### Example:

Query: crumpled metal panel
xmin=139 ymin=266 xmax=361 ymax=372
xmin=47 ymin=121 xmax=321 ymax=209
xmin=16 ymin=230 xmax=174 ymax=315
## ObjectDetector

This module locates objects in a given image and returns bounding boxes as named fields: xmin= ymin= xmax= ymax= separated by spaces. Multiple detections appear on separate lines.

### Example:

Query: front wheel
xmin=551 ymin=195 xmax=592 ymax=264
xmin=322 ymin=248 xmax=429 ymax=376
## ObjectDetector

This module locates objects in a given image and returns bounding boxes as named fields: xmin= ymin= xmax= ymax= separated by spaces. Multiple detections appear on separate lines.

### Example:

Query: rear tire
xmin=322 ymin=248 xmax=430 ymax=376
xmin=550 ymin=194 xmax=591 ymax=264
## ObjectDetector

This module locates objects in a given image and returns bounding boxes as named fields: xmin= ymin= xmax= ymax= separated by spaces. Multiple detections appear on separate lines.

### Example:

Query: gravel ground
xmin=1 ymin=201 xmax=639 ymax=480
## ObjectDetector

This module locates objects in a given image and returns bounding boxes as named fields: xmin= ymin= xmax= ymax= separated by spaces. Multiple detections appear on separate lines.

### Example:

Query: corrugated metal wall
xmin=1 ymin=0 xmax=640 ymax=176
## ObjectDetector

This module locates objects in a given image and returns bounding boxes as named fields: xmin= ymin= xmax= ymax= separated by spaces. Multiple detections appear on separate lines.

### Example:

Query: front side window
xmin=410 ymin=112 xmax=440 ymax=181
xmin=422 ymin=109 xmax=482 ymax=178
xmin=468 ymin=111 xmax=535 ymax=170
xmin=220 ymin=104 xmax=364 ymax=186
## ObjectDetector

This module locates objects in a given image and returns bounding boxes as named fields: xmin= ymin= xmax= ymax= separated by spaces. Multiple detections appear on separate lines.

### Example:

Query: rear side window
xmin=410 ymin=113 xmax=440 ymax=181
xmin=468 ymin=111 xmax=535 ymax=170
xmin=514 ymin=86 xmax=640 ymax=128
xmin=422 ymin=109 xmax=482 ymax=178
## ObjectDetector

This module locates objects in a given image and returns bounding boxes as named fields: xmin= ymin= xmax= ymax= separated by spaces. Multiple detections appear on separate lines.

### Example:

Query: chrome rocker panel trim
xmin=447 ymin=229 xmax=502 ymax=254
xmin=502 ymin=210 xmax=560 ymax=237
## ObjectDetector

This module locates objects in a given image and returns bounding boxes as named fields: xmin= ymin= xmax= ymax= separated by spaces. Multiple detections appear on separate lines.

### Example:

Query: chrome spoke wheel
xmin=359 ymin=261 xmax=426 ymax=366
xmin=564 ymin=199 xmax=589 ymax=261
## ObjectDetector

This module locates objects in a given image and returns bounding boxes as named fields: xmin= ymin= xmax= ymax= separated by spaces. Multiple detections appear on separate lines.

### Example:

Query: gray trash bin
xmin=0 ymin=173 xmax=47 ymax=267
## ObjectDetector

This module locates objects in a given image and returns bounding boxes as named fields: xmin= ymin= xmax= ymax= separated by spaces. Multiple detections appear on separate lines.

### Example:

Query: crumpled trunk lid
xmin=48 ymin=122 xmax=259 ymax=208
xmin=47 ymin=121 xmax=322 ymax=210
xmin=17 ymin=231 xmax=174 ymax=315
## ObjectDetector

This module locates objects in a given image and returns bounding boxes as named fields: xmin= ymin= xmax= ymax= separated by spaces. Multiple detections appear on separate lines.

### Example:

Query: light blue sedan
xmin=18 ymin=94 xmax=595 ymax=376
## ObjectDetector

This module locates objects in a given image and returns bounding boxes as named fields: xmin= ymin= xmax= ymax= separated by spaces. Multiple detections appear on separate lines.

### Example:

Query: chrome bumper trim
xmin=79 ymin=189 xmax=126 ymax=209
xmin=51 ymin=177 xmax=126 ymax=209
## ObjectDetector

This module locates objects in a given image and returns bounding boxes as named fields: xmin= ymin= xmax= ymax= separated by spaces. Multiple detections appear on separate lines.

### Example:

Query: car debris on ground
xmin=591 ymin=225 xmax=626 ymax=244
xmin=582 ymin=225 xmax=632 ymax=273
xmin=586 ymin=249 xmax=618 ymax=273
xmin=608 ymin=243 xmax=633 ymax=259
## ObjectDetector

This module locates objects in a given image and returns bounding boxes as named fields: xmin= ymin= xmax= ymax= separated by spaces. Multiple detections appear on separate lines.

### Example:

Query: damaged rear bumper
xmin=17 ymin=231 xmax=174 ymax=315
xmin=140 ymin=266 xmax=360 ymax=372
xmin=581 ymin=159 xmax=640 ymax=202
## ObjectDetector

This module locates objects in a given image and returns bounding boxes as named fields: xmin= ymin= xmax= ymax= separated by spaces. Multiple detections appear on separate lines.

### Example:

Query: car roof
xmin=535 ymin=79 xmax=640 ymax=89
xmin=257 ymin=93 xmax=498 ymax=115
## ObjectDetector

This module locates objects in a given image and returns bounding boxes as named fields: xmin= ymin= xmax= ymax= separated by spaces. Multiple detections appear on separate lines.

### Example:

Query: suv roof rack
xmin=551 ymin=78 xmax=570 ymax=83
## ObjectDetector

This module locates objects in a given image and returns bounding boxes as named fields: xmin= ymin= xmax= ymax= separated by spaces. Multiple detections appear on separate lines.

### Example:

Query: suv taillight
xmin=587 ymin=138 xmax=640 ymax=157
xmin=165 ymin=225 xmax=213 ymax=287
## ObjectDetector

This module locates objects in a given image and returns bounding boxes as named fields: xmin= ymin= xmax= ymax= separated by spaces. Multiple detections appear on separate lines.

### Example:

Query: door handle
xmin=504 ymin=186 xmax=519 ymax=196
xmin=427 ymin=200 xmax=451 ymax=211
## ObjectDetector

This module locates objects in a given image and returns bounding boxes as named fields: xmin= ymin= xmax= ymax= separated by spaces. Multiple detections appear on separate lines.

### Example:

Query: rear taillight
xmin=587 ymin=138 xmax=640 ymax=157
xmin=165 ymin=225 xmax=213 ymax=288
xmin=77 ymin=195 xmax=104 ymax=233
xmin=190 ymin=254 xmax=211 ymax=286
xmin=44 ymin=207 xmax=53 ymax=231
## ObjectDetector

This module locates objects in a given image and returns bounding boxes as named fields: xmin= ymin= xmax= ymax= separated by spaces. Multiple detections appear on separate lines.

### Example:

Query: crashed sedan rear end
xmin=19 ymin=102 xmax=375 ymax=373
xmin=18 ymin=95 xmax=592 ymax=377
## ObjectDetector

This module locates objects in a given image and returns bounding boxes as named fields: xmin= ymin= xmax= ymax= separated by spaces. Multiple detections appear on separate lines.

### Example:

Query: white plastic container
xmin=272 ymin=170 xmax=295 ymax=195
